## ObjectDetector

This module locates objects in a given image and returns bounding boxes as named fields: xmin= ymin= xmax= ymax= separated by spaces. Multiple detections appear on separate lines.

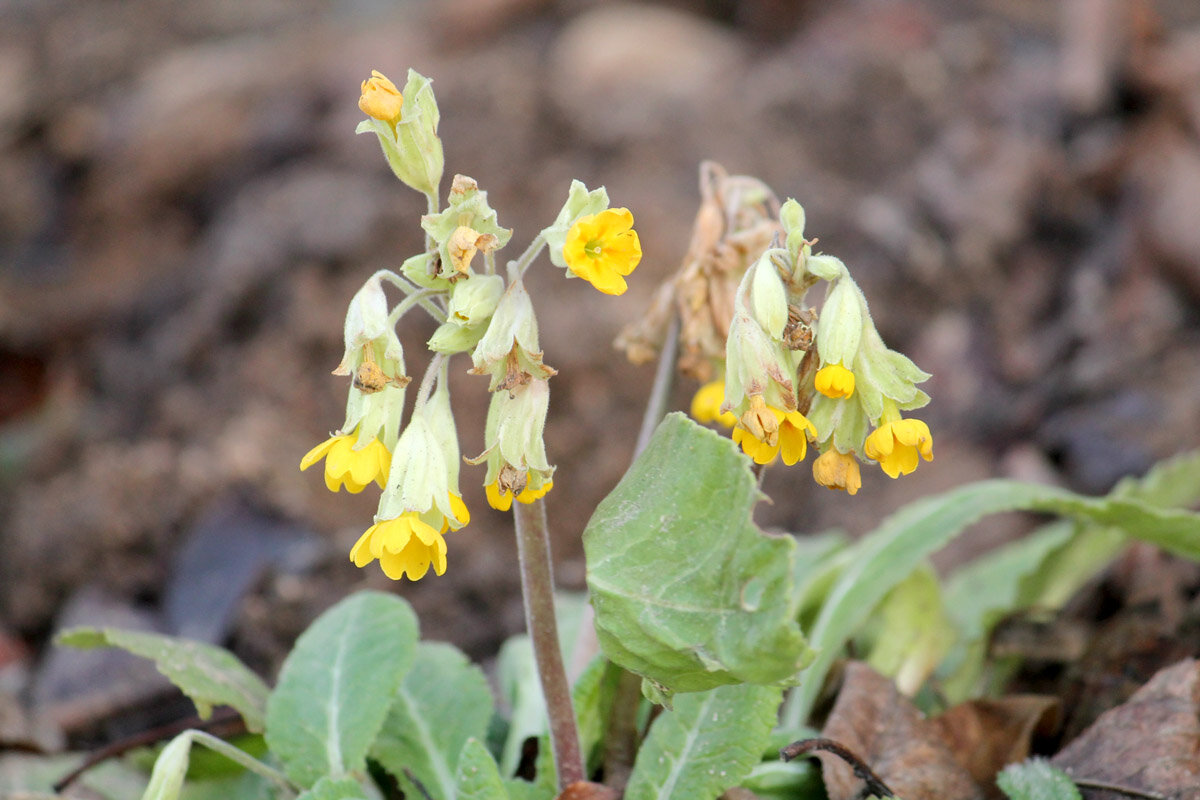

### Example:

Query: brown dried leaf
xmin=818 ymin=662 xmax=980 ymax=800
xmin=931 ymin=695 xmax=1060 ymax=796
xmin=1052 ymin=658 xmax=1200 ymax=800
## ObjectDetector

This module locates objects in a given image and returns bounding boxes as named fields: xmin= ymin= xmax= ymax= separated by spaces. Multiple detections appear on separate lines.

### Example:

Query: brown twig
xmin=780 ymin=737 xmax=895 ymax=799
xmin=54 ymin=706 xmax=246 ymax=792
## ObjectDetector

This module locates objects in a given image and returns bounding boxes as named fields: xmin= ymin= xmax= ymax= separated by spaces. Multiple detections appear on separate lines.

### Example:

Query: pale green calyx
xmin=337 ymin=275 xmax=400 ymax=371
xmin=807 ymin=253 xmax=848 ymax=282
xmin=470 ymin=278 xmax=555 ymax=390
xmin=447 ymin=273 xmax=504 ymax=327
xmin=428 ymin=273 xmax=504 ymax=355
xmin=400 ymin=252 xmax=452 ymax=291
xmin=541 ymin=180 xmax=610 ymax=268
xmin=851 ymin=321 xmax=931 ymax=423
xmin=335 ymin=274 xmax=409 ymax=451
xmin=780 ymin=198 xmax=811 ymax=280
xmin=476 ymin=377 xmax=554 ymax=488
xmin=424 ymin=375 xmax=462 ymax=492
xmin=377 ymin=409 xmax=454 ymax=523
xmin=815 ymin=276 xmax=864 ymax=368
xmin=748 ymin=250 xmax=789 ymax=340
xmin=356 ymin=68 xmax=444 ymax=197
xmin=421 ymin=175 xmax=513 ymax=278
xmin=724 ymin=308 xmax=797 ymax=414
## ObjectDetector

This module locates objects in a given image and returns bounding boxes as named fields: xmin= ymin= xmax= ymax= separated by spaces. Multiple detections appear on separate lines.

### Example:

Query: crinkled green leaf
xmin=625 ymin=684 xmax=782 ymax=800
xmin=57 ymin=629 xmax=269 ymax=733
xmin=584 ymin=413 xmax=811 ymax=699
xmin=996 ymin=758 xmax=1081 ymax=800
xmin=784 ymin=476 xmax=1200 ymax=725
xmin=455 ymin=738 xmax=509 ymax=800
xmin=265 ymin=591 xmax=418 ymax=788
xmin=295 ymin=776 xmax=368 ymax=800
xmin=371 ymin=641 xmax=494 ymax=799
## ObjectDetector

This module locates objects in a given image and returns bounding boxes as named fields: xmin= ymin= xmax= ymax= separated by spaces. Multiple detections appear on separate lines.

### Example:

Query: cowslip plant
xmin=41 ymin=71 xmax=1200 ymax=800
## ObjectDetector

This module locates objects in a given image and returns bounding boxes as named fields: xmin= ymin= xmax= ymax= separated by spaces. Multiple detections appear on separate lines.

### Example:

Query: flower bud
xmin=816 ymin=277 xmax=863 ymax=370
xmin=780 ymin=198 xmax=812 ymax=281
xmin=359 ymin=70 xmax=403 ymax=124
xmin=749 ymin=250 xmax=789 ymax=340
xmin=470 ymin=279 xmax=556 ymax=391
xmin=812 ymin=448 xmax=862 ymax=495
xmin=356 ymin=68 xmax=444 ymax=196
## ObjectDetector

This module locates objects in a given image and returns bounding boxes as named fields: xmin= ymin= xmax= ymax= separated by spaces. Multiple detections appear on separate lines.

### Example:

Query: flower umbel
xmin=812 ymin=448 xmax=862 ymax=495
xmin=300 ymin=433 xmax=392 ymax=493
xmin=359 ymin=69 xmax=404 ymax=124
xmin=563 ymin=208 xmax=642 ymax=295
xmin=864 ymin=417 xmax=933 ymax=478
xmin=815 ymin=363 xmax=855 ymax=399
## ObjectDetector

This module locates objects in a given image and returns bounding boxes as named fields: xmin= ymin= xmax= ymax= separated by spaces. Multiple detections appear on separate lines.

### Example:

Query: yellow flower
xmin=486 ymin=479 xmax=554 ymax=512
xmin=359 ymin=69 xmax=404 ymax=123
xmin=864 ymin=417 xmax=933 ymax=478
xmin=563 ymin=208 xmax=642 ymax=296
xmin=350 ymin=511 xmax=446 ymax=581
xmin=300 ymin=433 xmax=391 ymax=493
xmin=690 ymin=381 xmax=736 ymax=427
xmin=812 ymin=449 xmax=862 ymax=495
xmin=814 ymin=363 xmax=855 ymax=399
xmin=732 ymin=406 xmax=816 ymax=466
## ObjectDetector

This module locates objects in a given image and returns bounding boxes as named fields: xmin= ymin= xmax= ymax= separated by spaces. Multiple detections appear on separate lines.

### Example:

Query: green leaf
xmin=295 ymin=776 xmax=368 ymax=800
xmin=584 ymin=414 xmax=811 ymax=698
xmin=861 ymin=564 xmax=955 ymax=695
xmin=739 ymin=759 xmax=824 ymax=800
xmin=371 ymin=641 xmax=494 ymax=799
xmin=784 ymin=477 xmax=1200 ymax=725
xmin=996 ymin=758 xmax=1081 ymax=800
xmin=572 ymin=657 xmax=622 ymax=775
xmin=179 ymin=771 xmax=272 ymax=800
xmin=942 ymin=448 xmax=1200 ymax=701
xmin=455 ymin=738 xmax=509 ymax=800
xmin=503 ymin=735 xmax=556 ymax=800
xmin=496 ymin=635 xmax=543 ymax=777
xmin=57 ymin=629 xmax=269 ymax=733
xmin=142 ymin=731 xmax=194 ymax=800
xmin=625 ymin=684 xmax=782 ymax=800
xmin=265 ymin=591 xmax=418 ymax=788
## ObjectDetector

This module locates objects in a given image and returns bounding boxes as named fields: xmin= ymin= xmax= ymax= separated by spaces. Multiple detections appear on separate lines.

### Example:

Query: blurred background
xmin=2 ymin=0 xmax=1200 ymax=754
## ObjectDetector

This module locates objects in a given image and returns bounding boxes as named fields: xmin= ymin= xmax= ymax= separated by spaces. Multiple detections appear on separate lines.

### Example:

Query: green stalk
xmin=513 ymin=498 xmax=585 ymax=789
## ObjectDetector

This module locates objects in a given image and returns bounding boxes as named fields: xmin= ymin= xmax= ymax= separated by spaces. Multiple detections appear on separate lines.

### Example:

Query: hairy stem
xmin=509 ymin=233 xmax=547 ymax=282
xmin=513 ymin=498 xmax=585 ymax=789
xmin=376 ymin=269 xmax=447 ymax=322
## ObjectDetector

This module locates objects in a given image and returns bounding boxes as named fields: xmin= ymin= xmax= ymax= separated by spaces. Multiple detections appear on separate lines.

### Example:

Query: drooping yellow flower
xmin=732 ymin=405 xmax=817 ymax=466
xmin=350 ymin=511 xmax=447 ymax=581
xmin=814 ymin=363 xmax=855 ymax=399
xmin=812 ymin=449 xmax=862 ymax=495
xmin=690 ymin=381 xmax=736 ymax=427
xmin=359 ymin=69 xmax=404 ymax=123
xmin=563 ymin=208 xmax=642 ymax=296
xmin=486 ymin=479 xmax=554 ymax=512
xmin=300 ymin=433 xmax=392 ymax=493
xmin=864 ymin=417 xmax=933 ymax=478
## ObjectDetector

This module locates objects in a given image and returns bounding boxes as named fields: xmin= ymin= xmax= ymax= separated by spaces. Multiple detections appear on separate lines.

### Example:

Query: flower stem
xmin=509 ymin=233 xmax=547 ymax=282
xmin=376 ymin=269 xmax=447 ymax=322
xmin=187 ymin=731 xmax=297 ymax=795
xmin=413 ymin=353 xmax=446 ymax=412
xmin=512 ymin=498 xmax=585 ymax=790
